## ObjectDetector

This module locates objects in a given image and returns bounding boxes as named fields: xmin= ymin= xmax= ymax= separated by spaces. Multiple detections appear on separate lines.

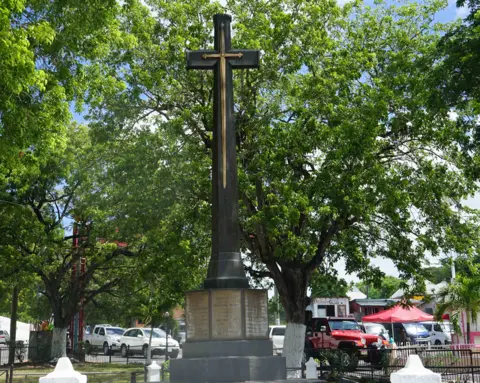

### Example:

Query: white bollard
xmin=305 ymin=358 xmax=317 ymax=379
xmin=390 ymin=355 xmax=441 ymax=383
xmin=147 ymin=361 xmax=161 ymax=382
xmin=39 ymin=357 xmax=87 ymax=383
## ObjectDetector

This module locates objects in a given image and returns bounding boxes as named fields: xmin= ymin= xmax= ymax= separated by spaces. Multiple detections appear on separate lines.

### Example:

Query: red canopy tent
xmin=362 ymin=305 xmax=433 ymax=323
xmin=362 ymin=305 xmax=433 ymax=343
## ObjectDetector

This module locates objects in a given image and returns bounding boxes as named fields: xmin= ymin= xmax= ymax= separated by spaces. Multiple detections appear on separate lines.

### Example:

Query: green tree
xmin=87 ymin=0 xmax=480 ymax=370
xmin=435 ymin=273 xmax=480 ymax=343
xmin=355 ymin=276 xmax=402 ymax=299
xmin=310 ymin=272 xmax=350 ymax=298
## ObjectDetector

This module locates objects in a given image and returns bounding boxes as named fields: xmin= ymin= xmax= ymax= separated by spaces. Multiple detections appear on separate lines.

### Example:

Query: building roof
xmin=346 ymin=287 xmax=367 ymax=301
xmin=351 ymin=298 xmax=398 ymax=307
xmin=390 ymin=280 xmax=448 ymax=299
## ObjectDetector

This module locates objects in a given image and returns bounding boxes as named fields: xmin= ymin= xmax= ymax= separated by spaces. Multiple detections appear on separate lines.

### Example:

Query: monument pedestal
xmin=170 ymin=289 xmax=286 ymax=383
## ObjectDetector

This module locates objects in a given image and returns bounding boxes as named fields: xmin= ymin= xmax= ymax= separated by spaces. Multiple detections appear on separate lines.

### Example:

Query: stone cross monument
xmin=186 ymin=13 xmax=258 ymax=290
xmin=170 ymin=14 xmax=286 ymax=383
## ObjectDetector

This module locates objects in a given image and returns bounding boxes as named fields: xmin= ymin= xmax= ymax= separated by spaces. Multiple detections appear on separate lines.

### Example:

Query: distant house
xmin=350 ymin=299 xmax=398 ymax=321
xmin=389 ymin=280 xmax=448 ymax=315
xmin=346 ymin=287 xmax=367 ymax=301
xmin=308 ymin=297 xmax=350 ymax=317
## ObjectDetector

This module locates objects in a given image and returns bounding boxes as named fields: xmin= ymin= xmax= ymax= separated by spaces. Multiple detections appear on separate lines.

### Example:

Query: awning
xmin=362 ymin=304 xmax=433 ymax=323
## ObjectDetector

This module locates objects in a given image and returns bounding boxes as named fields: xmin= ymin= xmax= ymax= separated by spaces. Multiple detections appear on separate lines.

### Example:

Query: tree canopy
xmin=2 ymin=0 xmax=480 ymax=371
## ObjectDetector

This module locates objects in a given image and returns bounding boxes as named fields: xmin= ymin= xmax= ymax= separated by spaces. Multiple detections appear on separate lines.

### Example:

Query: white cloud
xmin=456 ymin=6 xmax=469 ymax=18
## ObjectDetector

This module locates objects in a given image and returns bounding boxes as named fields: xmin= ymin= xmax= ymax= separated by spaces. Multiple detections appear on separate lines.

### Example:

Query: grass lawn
xmin=12 ymin=363 xmax=145 ymax=383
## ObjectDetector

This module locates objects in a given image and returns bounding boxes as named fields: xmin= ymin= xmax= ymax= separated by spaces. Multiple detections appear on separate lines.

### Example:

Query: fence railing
xmin=308 ymin=346 xmax=479 ymax=382
xmin=0 ymin=343 xmax=176 ymax=366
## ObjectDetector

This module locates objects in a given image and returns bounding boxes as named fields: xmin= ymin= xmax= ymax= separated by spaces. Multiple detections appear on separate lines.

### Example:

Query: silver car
xmin=0 ymin=330 xmax=10 ymax=345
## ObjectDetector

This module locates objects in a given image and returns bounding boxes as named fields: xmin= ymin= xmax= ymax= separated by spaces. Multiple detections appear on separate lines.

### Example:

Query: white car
xmin=84 ymin=325 xmax=125 ymax=355
xmin=0 ymin=330 xmax=9 ymax=345
xmin=120 ymin=328 xmax=180 ymax=358
xmin=268 ymin=325 xmax=285 ymax=355
xmin=362 ymin=322 xmax=390 ymax=340
xmin=421 ymin=321 xmax=452 ymax=345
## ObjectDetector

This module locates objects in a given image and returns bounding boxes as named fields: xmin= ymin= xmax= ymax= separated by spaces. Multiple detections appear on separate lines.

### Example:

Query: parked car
xmin=173 ymin=320 xmax=186 ymax=348
xmin=421 ymin=321 xmax=452 ymax=345
xmin=84 ymin=325 xmax=125 ymax=355
xmin=362 ymin=322 xmax=390 ymax=341
xmin=390 ymin=323 xmax=430 ymax=345
xmin=120 ymin=328 xmax=180 ymax=359
xmin=268 ymin=325 xmax=286 ymax=355
xmin=0 ymin=330 xmax=9 ymax=345
xmin=305 ymin=317 xmax=384 ymax=370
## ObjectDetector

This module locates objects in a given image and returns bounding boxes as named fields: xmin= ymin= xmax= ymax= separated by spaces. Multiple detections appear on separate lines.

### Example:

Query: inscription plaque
xmin=245 ymin=290 xmax=269 ymax=338
xmin=186 ymin=291 xmax=210 ymax=340
xmin=211 ymin=290 xmax=242 ymax=339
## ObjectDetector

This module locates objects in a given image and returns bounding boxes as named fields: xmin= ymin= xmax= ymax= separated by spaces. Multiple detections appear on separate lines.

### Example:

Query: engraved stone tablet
xmin=245 ymin=290 xmax=269 ymax=338
xmin=211 ymin=290 xmax=242 ymax=339
xmin=186 ymin=291 xmax=210 ymax=340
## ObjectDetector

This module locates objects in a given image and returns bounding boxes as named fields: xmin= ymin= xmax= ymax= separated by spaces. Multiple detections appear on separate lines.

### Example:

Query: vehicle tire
xmin=302 ymin=350 xmax=310 ymax=363
xmin=143 ymin=345 xmax=150 ymax=359
xmin=329 ymin=349 xmax=358 ymax=372
xmin=434 ymin=340 xmax=442 ymax=345
xmin=303 ymin=341 xmax=314 ymax=363
xmin=121 ymin=344 xmax=128 ymax=358
xmin=103 ymin=342 xmax=110 ymax=356
xmin=169 ymin=350 xmax=179 ymax=359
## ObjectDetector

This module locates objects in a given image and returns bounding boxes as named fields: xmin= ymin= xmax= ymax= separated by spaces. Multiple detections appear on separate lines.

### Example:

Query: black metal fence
xmin=309 ymin=346 xmax=480 ymax=382
xmin=0 ymin=343 xmax=175 ymax=366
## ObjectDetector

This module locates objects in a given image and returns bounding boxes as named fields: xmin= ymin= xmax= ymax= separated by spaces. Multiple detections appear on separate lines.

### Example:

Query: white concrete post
xmin=39 ymin=357 xmax=87 ymax=383
xmin=390 ymin=355 xmax=441 ymax=383
xmin=147 ymin=361 xmax=161 ymax=382
xmin=305 ymin=358 xmax=317 ymax=379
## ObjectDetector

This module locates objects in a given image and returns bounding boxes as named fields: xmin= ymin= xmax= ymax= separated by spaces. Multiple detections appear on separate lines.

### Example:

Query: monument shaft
xmin=173 ymin=15 xmax=287 ymax=383
xmin=186 ymin=14 xmax=260 ymax=289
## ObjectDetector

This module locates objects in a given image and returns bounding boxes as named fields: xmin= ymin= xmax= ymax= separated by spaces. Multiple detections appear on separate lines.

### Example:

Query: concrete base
xmin=170 ymin=355 xmax=287 ymax=382
xmin=182 ymin=340 xmax=274 ymax=358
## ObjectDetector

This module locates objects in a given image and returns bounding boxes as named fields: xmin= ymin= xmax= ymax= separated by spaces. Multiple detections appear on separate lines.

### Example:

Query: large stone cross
xmin=186 ymin=14 xmax=260 ymax=289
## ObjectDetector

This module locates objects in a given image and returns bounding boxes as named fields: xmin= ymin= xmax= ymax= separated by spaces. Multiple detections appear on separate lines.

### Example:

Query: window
xmin=94 ymin=327 xmax=100 ymax=335
xmin=326 ymin=305 xmax=335 ymax=316
xmin=329 ymin=320 xmax=360 ymax=331
xmin=272 ymin=327 xmax=285 ymax=336
xmin=337 ymin=305 xmax=346 ymax=317
xmin=124 ymin=330 xmax=134 ymax=337
xmin=99 ymin=328 xmax=105 ymax=336
xmin=107 ymin=328 xmax=124 ymax=336
xmin=0 ymin=331 xmax=3 ymax=335
xmin=423 ymin=324 xmax=432 ymax=331
xmin=434 ymin=324 xmax=442 ymax=332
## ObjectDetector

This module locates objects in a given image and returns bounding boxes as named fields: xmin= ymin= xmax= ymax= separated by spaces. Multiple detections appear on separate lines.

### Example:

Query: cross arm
xmin=186 ymin=50 xmax=217 ymax=70
xmin=229 ymin=50 xmax=260 ymax=69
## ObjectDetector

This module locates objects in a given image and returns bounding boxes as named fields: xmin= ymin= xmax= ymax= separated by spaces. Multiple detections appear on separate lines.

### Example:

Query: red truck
xmin=304 ymin=317 xmax=385 ymax=370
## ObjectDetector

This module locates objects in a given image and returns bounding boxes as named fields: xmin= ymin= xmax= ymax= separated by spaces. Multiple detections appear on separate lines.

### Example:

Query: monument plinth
xmin=170 ymin=13 xmax=286 ymax=382
xmin=171 ymin=289 xmax=285 ymax=382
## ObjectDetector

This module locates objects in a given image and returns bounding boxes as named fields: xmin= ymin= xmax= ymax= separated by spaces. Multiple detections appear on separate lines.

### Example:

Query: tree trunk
xmin=8 ymin=286 xmax=19 ymax=366
xmin=270 ymin=266 xmax=309 ymax=378
xmin=51 ymin=327 xmax=68 ymax=359
xmin=147 ymin=321 xmax=154 ymax=365
xmin=466 ymin=314 xmax=471 ymax=345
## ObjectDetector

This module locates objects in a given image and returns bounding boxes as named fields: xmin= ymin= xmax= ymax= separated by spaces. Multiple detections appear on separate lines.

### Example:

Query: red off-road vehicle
xmin=304 ymin=317 xmax=384 ymax=370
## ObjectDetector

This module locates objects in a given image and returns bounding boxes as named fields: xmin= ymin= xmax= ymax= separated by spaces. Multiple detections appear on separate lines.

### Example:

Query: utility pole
xmin=274 ymin=286 xmax=280 ymax=325
xmin=8 ymin=285 xmax=19 ymax=383
xmin=451 ymin=253 xmax=456 ymax=283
